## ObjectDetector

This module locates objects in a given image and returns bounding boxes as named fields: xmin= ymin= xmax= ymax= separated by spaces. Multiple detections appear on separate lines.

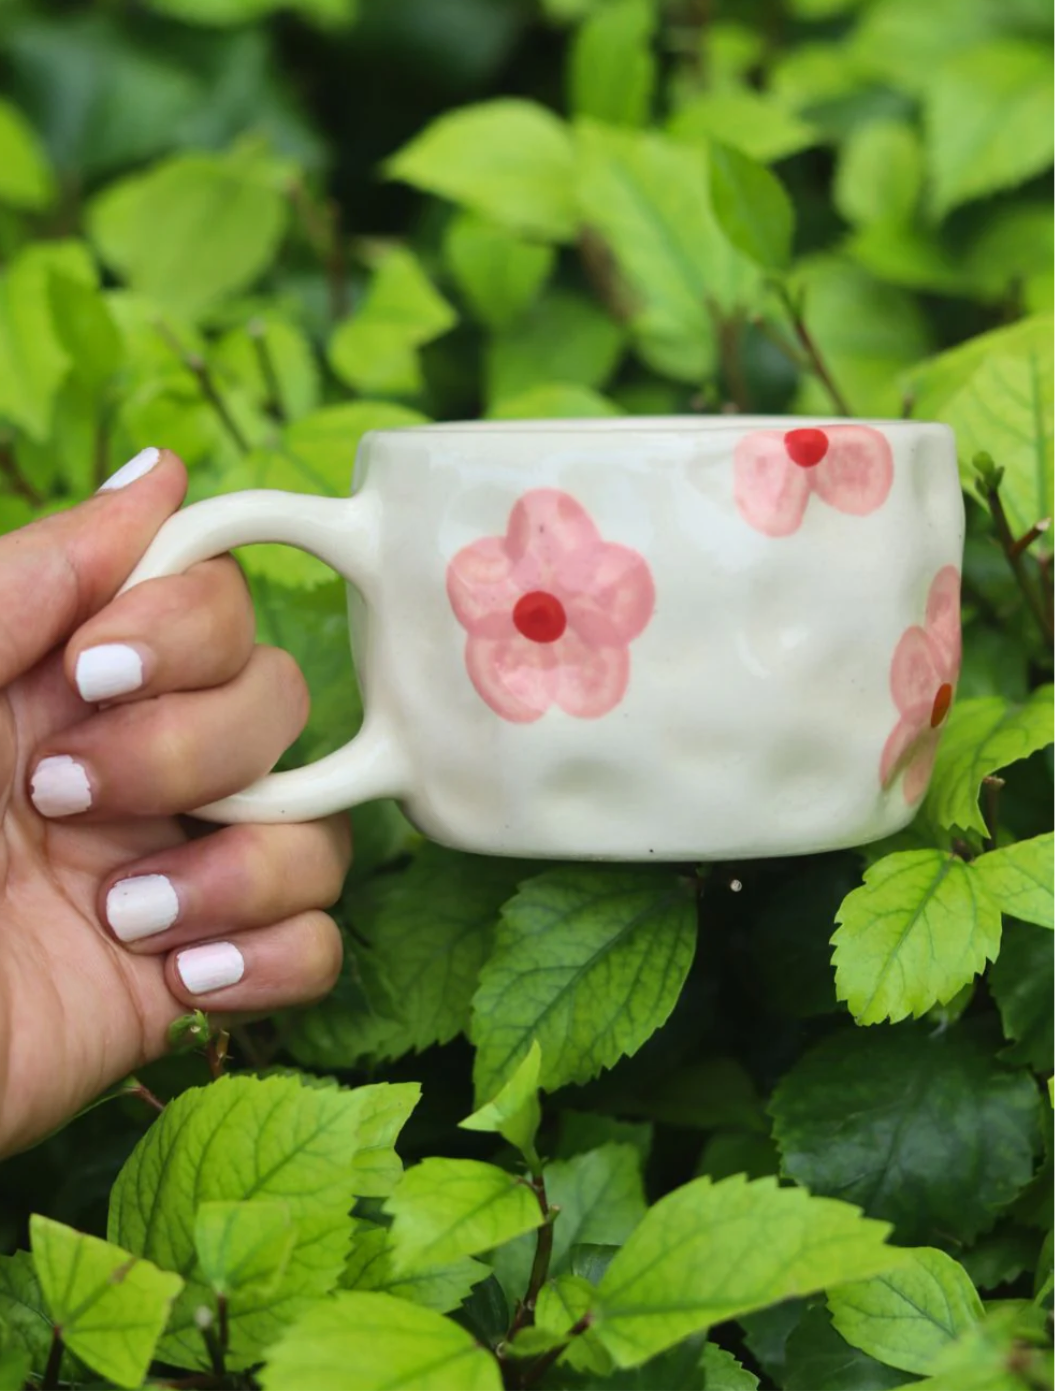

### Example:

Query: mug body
xmin=348 ymin=417 xmax=964 ymax=861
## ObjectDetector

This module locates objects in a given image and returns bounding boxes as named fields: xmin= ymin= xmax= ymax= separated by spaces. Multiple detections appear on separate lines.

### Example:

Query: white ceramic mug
xmin=123 ymin=417 xmax=965 ymax=861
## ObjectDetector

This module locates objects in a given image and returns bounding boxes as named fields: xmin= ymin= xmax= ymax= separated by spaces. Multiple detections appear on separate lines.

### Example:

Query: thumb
xmin=0 ymin=448 xmax=188 ymax=690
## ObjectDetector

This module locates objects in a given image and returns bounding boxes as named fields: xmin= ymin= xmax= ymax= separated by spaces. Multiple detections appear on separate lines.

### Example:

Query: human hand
xmin=0 ymin=449 xmax=349 ymax=1155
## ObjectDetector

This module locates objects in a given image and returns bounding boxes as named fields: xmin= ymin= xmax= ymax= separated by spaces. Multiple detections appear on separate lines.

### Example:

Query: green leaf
xmin=847 ymin=0 xmax=1018 ymax=95
xmin=340 ymin=1224 xmax=486 ymax=1313
xmin=109 ymin=1074 xmax=419 ymax=1369
xmin=49 ymin=272 xmax=125 ymax=402
xmin=443 ymin=212 xmax=554 ymax=331
xmin=569 ymin=0 xmax=656 ymax=128
xmin=0 ymin=1251 xmax=81 ymax=1381
xmin=925 ymin=689 xmax=1054 ymax=836
xmin=386 ymin=99 xmax=577 ymax=242
xmin=280 ymin=400 xmax=429 ymax=495
xmin=211 ymin=314 xmax=320 ymax=422
xmin=88 ymin=144 xmax=291 ymax=318
xmin=30 ymin=1215 xmax=182 ymax=1390
xmin=925 ymin=41 xmax=1054 ymax=218
xmin=485 ymin=287 xmax=625 ymax=406
xmin=700 ymin=1342 xmax=761 ymax=1391
xmin=831 ymin=850 xmax=1002 ymax=1025
xmin=487 ymin=383 xmax=623 ymax=419
xmin=0 ymin=1340 xmax=31 ymax=1391
xmin=364 ymin=846 xmax=528 ymax=1053
xmin=905 ymin=1302 xmax=1053 ymax=1390
xmin=960 ymin=1223 xmax=1040 ymax=1292
xmin=461 ymin=1039 xmax=542 ymax=1159
xmin=783 ymin=1304 xmax=911 ymax=1391
xmin=834 ymin=120 xmax=923 ymax=228
xmin=531 ymin=1273 xmax=610 ymax=1375
xmin=282 ymin=933 xmax=411 ymax=1071
xmin=260 ymin=1290 xmax=502 ymax=1391
xmin=593 ymin=1174 xmax=906 ymax=1368
xmin=827 ymin=1247 xmax=984 ymax=1375
xmin=471 ymin=866 xmax=696 ymax=1100
xmin=974 ymin=835 xmax=1054 ymax=929
xmin=0 ymin=98 xmax=55 ymax=210
xmin=709 ymin=143 xmax=794 ymax=271
xmin=328 ymin=248 xmax=456 ymax=397
xmin=669 ymin=88 xmax=820 ymax=164
xmin=386 ymin=1159 xmax=541 ymax=1273
xmin=989 ymin=922 xmax=1054 ymax=1071
xmin=770 ymin=1023 xmax=1043 ymax=1245
xmin=193 ymin=1200 xmax=296 ymax=1300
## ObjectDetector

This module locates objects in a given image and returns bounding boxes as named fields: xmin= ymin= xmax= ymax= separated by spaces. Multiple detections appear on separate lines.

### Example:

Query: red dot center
xmin=930 ymin=683 xmax=953 ymax=729
xmin=513 ymin=590 xmax=567 ymax=644
xmin=785 ymin=427 xmax=829 ymax=468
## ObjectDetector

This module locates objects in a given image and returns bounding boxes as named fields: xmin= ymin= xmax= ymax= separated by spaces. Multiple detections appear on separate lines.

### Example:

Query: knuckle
xmin=258 ymin=646 xmax=311 ymax=734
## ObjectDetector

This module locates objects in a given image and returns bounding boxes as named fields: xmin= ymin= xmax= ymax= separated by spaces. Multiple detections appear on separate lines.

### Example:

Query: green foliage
xmin=340 ymin=1225 xmax=487 ymax=1312
xmin=385 ymin=1158 xmax=542 ymax=1271
xmin=460 ymin=1039 xmax=543 ymax=1161
xmin=709 ymin=144 xmax=795 ymax=271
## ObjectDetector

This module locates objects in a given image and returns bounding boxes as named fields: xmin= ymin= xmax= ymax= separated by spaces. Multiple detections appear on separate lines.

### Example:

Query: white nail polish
xmin=76 ymin=644 xmax=145 ymax=703
xmin=107 ymin=875 xmax=180 ymax=943
xmin=98 ymin=447 xmax=161 ymax=492
xmin=30 ymin=755 xmax=92 ymax=817
xmin=177 ymin=942 xmax=245 ymax=995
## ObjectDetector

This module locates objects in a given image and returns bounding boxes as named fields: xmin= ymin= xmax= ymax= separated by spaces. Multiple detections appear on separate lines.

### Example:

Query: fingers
xmin=165 ymin=911 xmax=344 ymax=1010
xmin=65 ymin=557 xmax=256 ymax=705
xmin=0 ymin=448 xmax=186 ymax=687
xmin=29 ymin=646 xmax=309 ymax=819
xmin=101 ymin=817 xmax=352 ymax=951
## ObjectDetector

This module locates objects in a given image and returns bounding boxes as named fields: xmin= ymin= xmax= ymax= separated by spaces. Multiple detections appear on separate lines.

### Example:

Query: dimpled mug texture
xmin=344 ymin=417 xmax=964 ymax=860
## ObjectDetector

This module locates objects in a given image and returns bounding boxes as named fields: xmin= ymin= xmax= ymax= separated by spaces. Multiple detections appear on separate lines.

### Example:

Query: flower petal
xmin=552 ymin=631 xmax=630 ymax=719
xmin=733 ymin=431 xmax=812 ymax=537
xmin=506 ymin=489 xmax=601 ymax=581
xmin=560 ymin=541 xmax=656 ymax=646
xmin=811 ymin=425 xmax=893 ymax=516
xmin=903 ymin=733 xmax=940 ymax=804
xmin=447 ymin=538 xmax=521 ymax=637
xmin=889 ymin=625 xmax=942 ymax=713
xmin=880 ymin=714 xmax=924 ymax=788
xmin=464 ymin=634 xmax=557 ymax=723
xmin=925 ymin=565 xmax=962 ymax=675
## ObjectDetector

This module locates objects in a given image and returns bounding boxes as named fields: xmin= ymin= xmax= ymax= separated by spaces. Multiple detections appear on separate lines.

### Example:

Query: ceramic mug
xmin=122 ymin=417 xmax=965 ymax=861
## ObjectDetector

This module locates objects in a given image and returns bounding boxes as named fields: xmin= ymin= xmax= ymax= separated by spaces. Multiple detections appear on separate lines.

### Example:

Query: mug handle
xmin=118 ymin=489 xmax=410 ymax=824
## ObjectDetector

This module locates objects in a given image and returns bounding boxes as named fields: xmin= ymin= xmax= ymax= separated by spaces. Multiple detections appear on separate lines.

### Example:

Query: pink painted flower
xmin=880 ymin=566 xmax=962 ymax=804
xmin=446 ymin=489 xmax=655 ymax=723
xmin=734 ymin=424 xmax=894 ymax=537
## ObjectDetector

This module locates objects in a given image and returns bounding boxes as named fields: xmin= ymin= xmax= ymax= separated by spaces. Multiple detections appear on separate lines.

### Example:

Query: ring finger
xmin=166 ymin=911 xmax=344 ymax=1010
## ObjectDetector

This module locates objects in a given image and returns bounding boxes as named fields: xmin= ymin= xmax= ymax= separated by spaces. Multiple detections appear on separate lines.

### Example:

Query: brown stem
xmin=1009 ymin=517 xmax=1051 ymax=559
xmin=983 ymin=482 xmax=1054 ymax=645
xmin=290 ymin=182 xmax=347 ymax=324
xmin=774 ymin=283 xmax=854 ymax=417
xmin=521 ymin=1313 xmax=593 ymax=1388
xmin=508 ymin=1178 xmax=557 ymax=1340
xmin=982 ymin=776 xmax=1004 ymax=853
xmin=248 ymin=319 xmax=286 ymax=424
xmin=716 ymin=312 xmax=750 ymax=413
xmin=206 ymin=1029 xmax=229 ymax=1081
xmin=0 ymin=440 xmax=45 ymax=506
xmin=218 ymin=1293 xmax=229 ymax=1361
xmin=129 ymin=1082 xmax=166 ymax=1114
xmin=41 ymin=1327 xmax=64 ymax=1390
xmin=155 ymin=321 xmax=250 ymax=456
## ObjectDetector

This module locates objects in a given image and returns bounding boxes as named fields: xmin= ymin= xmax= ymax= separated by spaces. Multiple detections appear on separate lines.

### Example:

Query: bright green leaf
xmin=849 ymin=0 xmax=1025 ymax=96
xmin=487 ymin=382 xmax=623 ymax=419
xmin=905 ymin=1302 xmax=1053 ymax=1390
xmin=0 ymin=98 xmax=55 ymax=210
xmin=211 ymin=315 xmax=320 ymax=422
xmin=709 ymin=143 xmax=794 ymax=271
xmin=49 ymin=272 xmax=125 ymax=401
xmin=485 ymin=287 xmax=625 ymax=406
xmin=925 ymin=689 xmax=1054 ymax=836
xmin=669 ymin=88 xmax=820 ymax=164
xmin=443 ymin=212 xmax=554 ymax=331
xmin=282 ymin=400 xmax=429 ymax=494
xmin=193 ymin=1201 xmax=296 ymax=1300
xmin=989 ymin=922 xmax=1054 ymax=1071
xmin=386 ymin=1158 xmax=541 ymax=1274
xmin=0 ymin=1251 xmax=81 ymax=1381
xmin=260 ymin=1290 xmax=502 ymax=1391
xmin=340 ymin=1224 xmax=486 ymax=1313
xmin=461 ymin=1039 xmax=542 ymax=1159
xmin=831 ymin=850 xmax=1002 ymax=1025
xmin=770 ymin=1023 xmax=1042 ymax=1245
xmin=31 ymin=1215 xmax=182 ymax=1390
xmin=701 ymin=1342 xmax=761 ymax=1391
xmin=834 ymin=121 xmax=923 ymax=228
xmin=593 ymin=1174 xmax=906 ymax=1368
xmin=569 ymin=0 xmax=656 ymax=128
xmin=386 ymin=99 xmax=577 ymax=242
xmin=471 ymin=866 xmax=696 ymax=1100
xmin=532 ymin=1273 xmax=610 ymax=1375
xmin=783 ymin=1304 xmax=910 ymax=1391
xmin=0 ymin=1341 xmax=31 ymax=1391
xmin=827 ymin=1247 xmax=983 ymax=1375
xmin=109 ymin=1074 xmax=419 ymax=1369
xmin=974 ymin=834 xmax=1054 ymax=929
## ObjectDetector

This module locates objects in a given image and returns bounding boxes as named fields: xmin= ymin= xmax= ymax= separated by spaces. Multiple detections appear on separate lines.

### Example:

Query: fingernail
xmin=30 ymin=755 xmax=92 ymax=817
xmin=177 ymin=942 xmax=245 ymax=995
xmin=76 ymin=644 xmax=145 ymax=703
xmin=107 ymin=875 xmax=180 ymax=943
xmin=98 ymin=447 xmax=161 ymax=492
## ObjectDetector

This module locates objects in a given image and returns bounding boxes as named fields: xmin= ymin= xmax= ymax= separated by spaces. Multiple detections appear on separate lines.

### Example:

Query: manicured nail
xmin=177 ymin=942 xmax=245 ymax=995
xmin=76 ymin=643 xmax=145 ymax=703
xmin=30 ymin=756 xmax=92 ymax=817
xmin=107 ymin=875 xmax=180 ymax=943
xmin=98 ymin=447 xmax=161 ymax=492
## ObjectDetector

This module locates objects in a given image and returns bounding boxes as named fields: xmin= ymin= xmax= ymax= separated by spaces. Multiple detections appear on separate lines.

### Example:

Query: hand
xmin=0 ymin=450 xmax=349 ymax=1156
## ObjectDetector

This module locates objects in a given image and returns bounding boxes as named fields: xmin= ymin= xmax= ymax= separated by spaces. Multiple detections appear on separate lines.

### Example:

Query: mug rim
xmin=372 ymin=415 xmax=953 ymax=437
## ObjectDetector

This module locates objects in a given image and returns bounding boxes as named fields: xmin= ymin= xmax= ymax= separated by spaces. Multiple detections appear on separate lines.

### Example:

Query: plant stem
xmin=521 ymin=1313 xmax=593 ymax=1388
xmin=248 ymin=318 xmax=286 ymax=424
xmin=218 ymin=1294 xmax=229 ymax=1362
xmin=41 ymin=1327 xmax=64 ymax=1390
xmin=981 ymin=478 xmax=1054 ymax=645
xmin=774 ymin=282 xmax=853 ymax=417
xmin=129 ymin=1082 xmax=166 ymax=1114
xmin=982 ymin=776 xmax=1004 ymax=853
xmin=155 ymin=321 xmax=250 ymax=456
xmin=508 ymin=1176 xmax=557 ymax=1340
xmin=716 ymin=311 xmax=750 ymax=413
xmin=1010 ymin=516 xmax=1051 ymax=559
xmin=0 ymin=440 xmax=45 ymax=506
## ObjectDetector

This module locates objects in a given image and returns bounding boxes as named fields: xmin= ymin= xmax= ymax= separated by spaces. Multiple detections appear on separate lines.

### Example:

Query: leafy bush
xmin=0 ymin=1 xmax=1052 ymax=1388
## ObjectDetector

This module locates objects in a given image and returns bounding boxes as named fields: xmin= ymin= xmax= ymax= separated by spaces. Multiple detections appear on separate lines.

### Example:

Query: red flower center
xmin=784 ymin=428 xmax=829 ymax=468
xmin=930 ymin=682 xmax=953 ymax=728
xmin=513 ymin=590 xmax=567 ymax=644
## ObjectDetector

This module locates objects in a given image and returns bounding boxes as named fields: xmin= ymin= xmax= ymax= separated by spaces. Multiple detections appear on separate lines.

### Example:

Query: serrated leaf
xmin=0 ymin=98 xmax=55 ymax=210
xmin=827 ymin=1247 xmax=983 ymax=1375
xmin=328 ymin=248 xmax=455 ymax=397
xmin=461 ymin=1040 xmax=542 ymax=1159
xmin=194 ymin=1201 xmax=296 ymax=1300
xmin=569 ymin=0 xmax=656 ymax=128
xmin=831 ymin=850 xmax=1002 ymax=1025
xmin=593 ymin=1174 xmax=906 ymax=1368
xmin=700 ymin=1343 xmax=760 ymax=1391
xmin=925 ymin=41 xmax=1054 ymax=218
xmin=770 ymin=1023 xmax=1042 ymax=1245
xmin=925 ymin=689 xmax=1054 ymax=836
xmin=534 ymin=1273 xmax=610 ymax=1375
xmin=471 ymin=866 xmax=696 ymax=1101
xmin=260 ymin=1290 xmax=502 ymax=1391
xmin=485 ymin=287 xmax=625 ymax=406
xmin=109 ymin=1075 xmax=418 ymax=1369
xmin=783 ymin=1304 xmax=910 ymax=1391
xmin=31 ymin=1215 xmax=182 ymax=1390
xmin=989 ymin=922 xmax=1054 ymax=1071
xmin=443 ymin=212 xmax=554 ymax=331
xmin=385 ymin=99 xmax=577 ymax=242
xmin=386 ymin=1159 xmax=541 ymax=1274
xmin=960 ymin=1223 xmax=1040 ymax=1292
xmin=340 ymin=1225 xmax=487 ymax=1313
xmin=709 ymin=143 xmax=794 ymax=272
xmin=974 ymin=835 xmax=1054 ymax=929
